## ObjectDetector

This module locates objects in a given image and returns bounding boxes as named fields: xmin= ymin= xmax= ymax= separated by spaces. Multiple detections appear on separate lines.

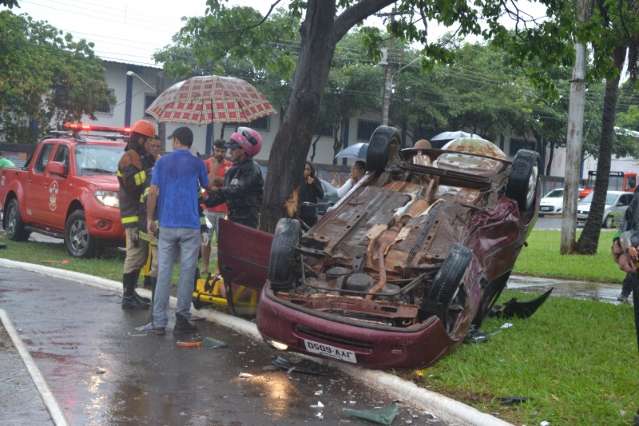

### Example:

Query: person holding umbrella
xmin=204 ymin=127 xmax=264 ymax=229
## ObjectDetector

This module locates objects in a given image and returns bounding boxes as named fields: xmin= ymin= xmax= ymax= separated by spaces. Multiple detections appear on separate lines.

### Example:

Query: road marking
xmin=0 ymin=309 xmax=68 ymax=426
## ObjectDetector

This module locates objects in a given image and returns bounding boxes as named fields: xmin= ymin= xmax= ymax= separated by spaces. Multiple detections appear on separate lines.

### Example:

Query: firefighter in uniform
xmin=117 ymin=119 xmax=157 ymax=310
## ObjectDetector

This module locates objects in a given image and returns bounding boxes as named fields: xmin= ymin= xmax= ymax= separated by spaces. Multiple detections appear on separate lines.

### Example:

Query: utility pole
xmin=381 ymin=47 xmax=392 ymax=126
xmin=560 ymin=0 xmax=592 ymax=254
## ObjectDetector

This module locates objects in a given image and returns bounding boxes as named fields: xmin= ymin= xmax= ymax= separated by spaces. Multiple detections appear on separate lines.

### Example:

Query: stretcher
xmin=192 ymin=273 xmax=258 ymax=316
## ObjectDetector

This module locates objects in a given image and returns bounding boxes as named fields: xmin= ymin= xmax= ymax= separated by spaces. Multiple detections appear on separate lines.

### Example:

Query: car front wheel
xmin=268 ymin=218 xmax=301 ymax=292
xmin=65 ymin=210 xmax=97 ymax=258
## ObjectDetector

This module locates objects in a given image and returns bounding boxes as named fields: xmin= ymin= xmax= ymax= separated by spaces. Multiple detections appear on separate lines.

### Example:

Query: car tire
xmin=65 ymin=209 xmax=97 ymax=258
xmin=427 ymin=244 xmax=472 ymax=309
xmin=506 ymin=149 xmax=539 ymax=212
xmin=603 ymin=215 xmax=612 ymax=229
xmin=268 ymin=218 xmax=301 ymax=292
xmin=3 ymin=198 xmax=30 ymax=241
xmin=365 ymin=126 xmax=401 ymax=174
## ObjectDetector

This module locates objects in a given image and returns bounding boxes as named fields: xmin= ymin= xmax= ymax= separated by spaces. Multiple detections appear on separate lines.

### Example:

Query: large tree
xmin=0 ymin=11 xmax=114 ymax=143
xmin=575 ymin=0 xmax=639 ymax=254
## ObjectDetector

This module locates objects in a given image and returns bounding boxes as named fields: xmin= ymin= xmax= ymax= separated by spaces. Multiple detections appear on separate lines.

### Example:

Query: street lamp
xmin=126 ymin=70 xmax=156 ymax=92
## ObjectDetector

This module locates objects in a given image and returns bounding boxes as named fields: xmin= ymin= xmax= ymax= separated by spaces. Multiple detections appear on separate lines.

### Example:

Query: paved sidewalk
xmin=508 ymin=274 xmax=625 ymax=304
xmin=0 ymin=322 xmax=52 ymax=425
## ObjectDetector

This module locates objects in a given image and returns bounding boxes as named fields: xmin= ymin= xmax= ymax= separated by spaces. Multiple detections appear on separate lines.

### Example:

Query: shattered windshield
xmin=76 ymin=145 xmax=122 ymax=175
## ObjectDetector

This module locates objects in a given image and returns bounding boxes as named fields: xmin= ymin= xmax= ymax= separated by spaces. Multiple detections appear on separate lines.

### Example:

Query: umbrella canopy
xmin=335 ymin=143 xmax=368 ymax=160
xmin=431 ymin=130 xmax=481 ymax=141
xmin=145 ymin=75 xmax=275 ymax=125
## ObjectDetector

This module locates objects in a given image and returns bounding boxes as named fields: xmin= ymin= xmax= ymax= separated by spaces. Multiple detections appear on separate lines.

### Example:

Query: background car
xmin=576 ymin=190 xmax=633 ymax=228
xmin=539 ymin=188 xmax=564 ymax=215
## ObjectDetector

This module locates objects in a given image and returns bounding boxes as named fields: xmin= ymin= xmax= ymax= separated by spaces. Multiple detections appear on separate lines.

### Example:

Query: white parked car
xmin=539 ymin=188 xmax=565 ymax=215
xmin=576 ymin=190 xmax=634 ymax=228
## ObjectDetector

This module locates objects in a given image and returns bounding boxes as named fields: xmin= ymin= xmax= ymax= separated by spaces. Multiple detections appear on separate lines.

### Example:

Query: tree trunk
xmin=261 ymin=1 xmax=338 ymax=232
xmin=546 ymin=139 xmax=555 ymax=176
xmin=575 ymin=46 xmax=626 ymax=254
xmin=260 ymin=0 xmax=395 ymax=231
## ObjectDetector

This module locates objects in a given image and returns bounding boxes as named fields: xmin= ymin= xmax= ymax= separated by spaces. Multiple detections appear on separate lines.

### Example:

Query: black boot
xmin=174 ymin=313 xmax=200 ymax=340
xmin=131 ymin=270 xmax=151 ymax=304
xmin=122 ymin=272 xmax=149 ymax=310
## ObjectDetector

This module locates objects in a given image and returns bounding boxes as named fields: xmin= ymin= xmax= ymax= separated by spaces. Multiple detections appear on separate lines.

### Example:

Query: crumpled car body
xmin=219 ymin=126 xmax=540 ymax=369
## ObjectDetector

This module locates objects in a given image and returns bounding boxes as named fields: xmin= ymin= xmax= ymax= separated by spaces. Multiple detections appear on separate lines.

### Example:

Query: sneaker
xmin=135 ymin=322 xmax=166 ymax=336
xmin=122 ymin=295 xmax=150 ymax=310
xmin=174 ymin=314 xmax=199 ymax=338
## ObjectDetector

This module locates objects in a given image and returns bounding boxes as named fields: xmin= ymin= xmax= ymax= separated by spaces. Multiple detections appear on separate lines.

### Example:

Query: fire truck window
xmin=34 ymin=144 xmax=54 ymax=173
xmin=628 ymin=175 xmax=636 ymax=189
xmin=53 ymin=145 xmax=69 ymax=168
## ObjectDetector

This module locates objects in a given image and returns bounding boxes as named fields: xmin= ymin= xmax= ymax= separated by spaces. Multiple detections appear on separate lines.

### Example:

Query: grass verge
xmin=414 ymin=290 xmax=638 ymax=425
xmin=0 ymin=233 xmax=216 ymax=283
xmin=513 ymin=230 xmax=626 ymax=284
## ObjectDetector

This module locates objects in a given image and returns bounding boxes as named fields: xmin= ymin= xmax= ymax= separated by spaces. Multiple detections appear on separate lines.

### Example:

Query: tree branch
xmin=205 ymin=0 xmax=283 ymax=34
xmin=333 ymin=0 xmax=396 ymax=42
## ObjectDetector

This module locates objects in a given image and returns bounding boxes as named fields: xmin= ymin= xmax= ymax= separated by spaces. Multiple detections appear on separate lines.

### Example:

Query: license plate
xmin=540 ymin=206 xmax=553 ymax=212
xmin=303 ymin=338 xmax=357 ymax=364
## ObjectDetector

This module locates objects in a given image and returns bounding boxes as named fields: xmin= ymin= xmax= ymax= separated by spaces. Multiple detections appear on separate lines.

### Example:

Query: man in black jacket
xmin=204 ymin=127 xmax=264 ymax=228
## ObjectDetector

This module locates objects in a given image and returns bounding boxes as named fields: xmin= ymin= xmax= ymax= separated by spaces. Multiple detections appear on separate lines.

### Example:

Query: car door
xmin=24 ymin=143 xmax=55 ymax=224
xmin=46 ymin=144 xmax=72 ymax=230
xmin=610 ymin=193 xmax=633 ymax=226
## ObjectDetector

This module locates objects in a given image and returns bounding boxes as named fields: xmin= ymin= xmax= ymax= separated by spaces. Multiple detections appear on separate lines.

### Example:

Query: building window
xmin=316 ymin=123 xmax=334 ymax=137
xmin=357 ymin=119 xmax=380 ymax=141
xmin=96 ymin=89 xmax=115 ymax=114
xmin=144 ymin=94 xmax=156 ymax=110
xmin=232 ymin=116 xmax=270 ymax=131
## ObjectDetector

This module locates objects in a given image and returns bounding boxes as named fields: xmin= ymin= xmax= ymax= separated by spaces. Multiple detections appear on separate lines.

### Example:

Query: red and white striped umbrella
xmin=145 ymin=75 xmax=275 ymax=124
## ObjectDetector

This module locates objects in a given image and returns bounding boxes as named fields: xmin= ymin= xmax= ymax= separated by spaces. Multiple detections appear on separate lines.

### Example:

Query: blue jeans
xmin=152 ymin=227 xmax=201 ymax=328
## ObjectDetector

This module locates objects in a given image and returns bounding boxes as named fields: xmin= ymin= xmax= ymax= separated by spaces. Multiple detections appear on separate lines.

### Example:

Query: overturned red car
xmin=219 ymin=126 xmax=540 ymax=369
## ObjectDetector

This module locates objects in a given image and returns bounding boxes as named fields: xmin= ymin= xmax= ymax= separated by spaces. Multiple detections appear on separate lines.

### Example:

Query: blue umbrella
xmin=335 ymin=143 xmax=368 ymax=160
xmin=431 ymin=130 xmax=481 ymax=141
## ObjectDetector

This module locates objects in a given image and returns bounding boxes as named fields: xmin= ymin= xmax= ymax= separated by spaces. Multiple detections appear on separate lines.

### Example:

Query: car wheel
xmin=268 ymin=218 xmax=301 ymax=292
xmin=425 ymin=244 xmax=472 ymax=317
xmin=3 ymin=198 xmax=30 ymax=241
xmin=603 ymin=215 xmax=612 ymax=229
xmin=65 ymin=210 xmax=97 ymax=258
xmin=506 ymin=149 xmax=540 ymax=212
xmin=365 ymin=126 xmax=401 ymax=174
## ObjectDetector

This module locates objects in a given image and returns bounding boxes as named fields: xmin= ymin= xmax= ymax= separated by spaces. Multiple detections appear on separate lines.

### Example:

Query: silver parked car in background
xmin=577 ymin=191 xmax=634 ymax=228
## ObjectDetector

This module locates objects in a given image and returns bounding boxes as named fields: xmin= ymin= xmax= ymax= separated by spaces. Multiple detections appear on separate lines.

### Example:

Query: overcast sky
xmin=10 ymin=0 xmax=545 ymax=67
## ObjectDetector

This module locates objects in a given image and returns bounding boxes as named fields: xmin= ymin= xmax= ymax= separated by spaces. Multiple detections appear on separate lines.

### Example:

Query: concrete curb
xmin=0 ymin=308 xmax=68 ymax=426
xmin=0 ymin=258 xmax=512 ymax=426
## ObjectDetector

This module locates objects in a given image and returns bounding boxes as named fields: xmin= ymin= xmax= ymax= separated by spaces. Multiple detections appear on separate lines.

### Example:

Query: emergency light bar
xmin=63 ymin=122 xmax=131 ymax=134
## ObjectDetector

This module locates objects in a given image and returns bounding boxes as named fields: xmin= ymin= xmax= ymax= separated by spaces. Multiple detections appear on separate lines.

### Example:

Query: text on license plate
xmin=303 ymin=339 xmax=357 ymax=363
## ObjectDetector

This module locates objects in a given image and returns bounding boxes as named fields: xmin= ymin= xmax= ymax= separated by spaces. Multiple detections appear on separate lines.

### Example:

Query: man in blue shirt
xmin=140 ymin=127 xmax=208 ymax=338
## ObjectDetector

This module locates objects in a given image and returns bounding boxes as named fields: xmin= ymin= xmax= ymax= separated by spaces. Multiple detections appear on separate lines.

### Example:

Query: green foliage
xmin=154 ymin=5 xmax=298 ymax=115
xmin=0 ymin=11 xmax=114 ymax=144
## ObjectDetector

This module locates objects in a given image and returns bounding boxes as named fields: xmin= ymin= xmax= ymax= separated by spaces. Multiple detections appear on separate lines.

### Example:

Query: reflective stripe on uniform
xmin=121 ymin=215 xmax=139 ymax=224
xmin=134 ymin=170 xmax=147 ymax=186
xmin=116 ymin=170 xmax=123 ymax=177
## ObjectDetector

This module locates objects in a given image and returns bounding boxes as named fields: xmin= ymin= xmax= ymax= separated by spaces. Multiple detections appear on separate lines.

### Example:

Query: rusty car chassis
xmin=260 ymin=126 xmax=541 ymax=366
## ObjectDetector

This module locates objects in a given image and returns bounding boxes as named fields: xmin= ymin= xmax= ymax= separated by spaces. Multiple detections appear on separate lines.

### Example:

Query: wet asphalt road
xmin=0 ymin=268 xmax=444 ymax=426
